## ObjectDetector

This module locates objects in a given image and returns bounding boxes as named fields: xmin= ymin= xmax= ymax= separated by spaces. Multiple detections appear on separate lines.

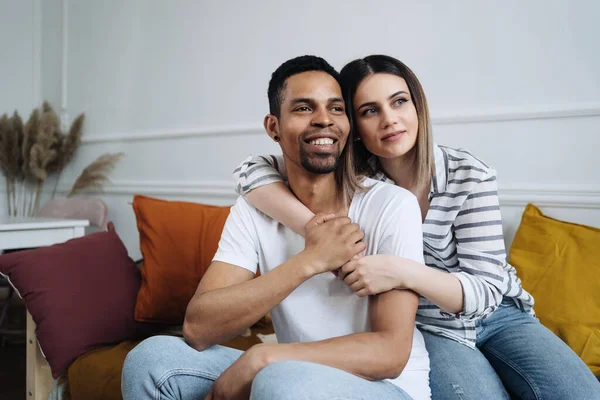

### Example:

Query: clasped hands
xmin=303 ymin=213 xmax=409 ymax=297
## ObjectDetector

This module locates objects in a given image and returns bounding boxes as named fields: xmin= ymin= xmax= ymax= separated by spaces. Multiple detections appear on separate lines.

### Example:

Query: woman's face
xmin=353 ymin=73 xmax=419 ymax=160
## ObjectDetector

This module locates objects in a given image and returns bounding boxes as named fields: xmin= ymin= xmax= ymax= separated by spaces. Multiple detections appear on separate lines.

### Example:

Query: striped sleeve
xmin=232 ymin=154 xmax=286 ymax=195
xmin=446 ymin=168 xmax=506 ymax=320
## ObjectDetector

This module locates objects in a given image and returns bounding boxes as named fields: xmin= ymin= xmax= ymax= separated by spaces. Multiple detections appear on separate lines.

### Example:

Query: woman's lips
xmin=381 ymin=131 xmax=406 ymax=142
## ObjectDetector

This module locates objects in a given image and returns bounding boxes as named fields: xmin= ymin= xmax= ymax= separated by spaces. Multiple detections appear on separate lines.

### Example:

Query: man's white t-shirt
xmin=213 ymin=178 xmax=431 ymax=400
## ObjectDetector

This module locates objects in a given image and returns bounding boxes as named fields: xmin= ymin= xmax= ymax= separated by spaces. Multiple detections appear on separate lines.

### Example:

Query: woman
xmin=232 ymin=55 xmax=600 ymax=399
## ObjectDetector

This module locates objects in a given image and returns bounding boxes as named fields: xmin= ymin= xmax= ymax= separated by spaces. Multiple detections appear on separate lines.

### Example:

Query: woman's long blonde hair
xmin=335 ymin=128 xmax=365 ymax=205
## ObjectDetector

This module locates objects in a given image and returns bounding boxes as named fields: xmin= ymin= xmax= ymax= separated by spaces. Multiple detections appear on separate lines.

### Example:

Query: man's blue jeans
xmin=422 ymin=299 xmax=600 ymax=399
xmin=121 ymin=335 xmax=413 ymax=399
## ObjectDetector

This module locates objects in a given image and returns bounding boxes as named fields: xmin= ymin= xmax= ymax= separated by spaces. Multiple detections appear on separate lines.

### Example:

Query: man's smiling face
xmin=276 ymin=70 xmax=350 ymax=174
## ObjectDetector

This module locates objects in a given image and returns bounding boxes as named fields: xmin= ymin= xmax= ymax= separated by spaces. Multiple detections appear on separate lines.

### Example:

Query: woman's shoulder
xmin=437 ymin=145 xmax=496 ymax=180
xmin=432 ymin=145 xmax=499 ymax=202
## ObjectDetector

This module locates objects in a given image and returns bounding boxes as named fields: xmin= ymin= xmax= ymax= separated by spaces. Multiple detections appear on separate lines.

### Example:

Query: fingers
xmin=332 ymin=216 xmax=352 ymax=228
xmin=354 ymin=241 xmax=367 ymax=255
xmin=338 ymin=260 xmax=357 ymax=281
xmin=339 ymin=222 xmax=360 ymax=236
xmin=343 ymin=270 xmax=360 ymax=286
xmin=349 ymin=279 xmax=364 ymax=293
xmin=308 ymin=214 xmax=355 ymax=230
xmin=349 ymin=230 xmax=365 ymax=245
xmin=306 ymin=213 xmax=337 ymax=228
xmin=342 ymin=268 xmax=369 ymax=296
xmin=319 ymin=213 xmax=338 ymax=224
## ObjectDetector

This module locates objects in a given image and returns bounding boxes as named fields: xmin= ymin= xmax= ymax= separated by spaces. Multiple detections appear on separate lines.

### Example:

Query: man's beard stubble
xmin=300 ymin=150 xmax=341 ymax=174
xmin=298 ymin=128 xmax=343 ymax=174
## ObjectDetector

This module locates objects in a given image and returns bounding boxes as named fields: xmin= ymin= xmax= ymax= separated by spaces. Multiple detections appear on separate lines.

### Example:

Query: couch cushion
xmin=0 ymin=223 xmax=148 ymax=379
xmin=67 ymin=318 xmax=275 ymax=400
xmin=132 ymin=195 xmax=231 ymax=324
xmin=68 ymin=340 xmax=140 ymax=400
xmin=509 ymin=203 xmax=600 ymax=376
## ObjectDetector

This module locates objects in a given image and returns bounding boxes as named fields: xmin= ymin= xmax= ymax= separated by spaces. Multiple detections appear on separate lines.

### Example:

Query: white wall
xmin=24 ymin=1 xmax=600 ymax=259
xmin=0 ymin=0 xmax=42 ymax=213
xmin=0 ymin=0 xmax=40 ymax=115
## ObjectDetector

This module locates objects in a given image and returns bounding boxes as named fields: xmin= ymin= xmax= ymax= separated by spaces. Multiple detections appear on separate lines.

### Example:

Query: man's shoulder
xmin=352 ymin=178 xmax=419 ymax=220
xmin=231 ymin=195 xmax=254 ymax=215
xmin=358 ymin=178 xmax=417 ymax=205
xmin=231 ymin=195 xmax=270 ymax=221
xmin=230 ymin=195 xmax=281 ymax=233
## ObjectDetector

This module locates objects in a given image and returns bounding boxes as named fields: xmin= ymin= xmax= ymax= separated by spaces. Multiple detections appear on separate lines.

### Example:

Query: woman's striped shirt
xmin=232 ymin=144 xmax=535 ymax=347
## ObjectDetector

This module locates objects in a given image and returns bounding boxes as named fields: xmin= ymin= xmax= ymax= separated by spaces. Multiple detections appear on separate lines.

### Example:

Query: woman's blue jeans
xmin=421 ymin=299 xmax=600 ymax=399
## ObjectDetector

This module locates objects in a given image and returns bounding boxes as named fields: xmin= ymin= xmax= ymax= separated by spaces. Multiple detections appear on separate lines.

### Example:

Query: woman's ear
xmin=264 ymin=114 xmax=280 ymax=142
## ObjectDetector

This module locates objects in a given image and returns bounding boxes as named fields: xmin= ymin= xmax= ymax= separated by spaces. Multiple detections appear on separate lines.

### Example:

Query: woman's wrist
xmin=398 ymin=258 xmax=422 ymax=290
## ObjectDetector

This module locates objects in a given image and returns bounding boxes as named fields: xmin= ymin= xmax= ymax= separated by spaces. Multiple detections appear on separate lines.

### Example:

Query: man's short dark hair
xmin=268 ymin=55 xmax=341 ymax=118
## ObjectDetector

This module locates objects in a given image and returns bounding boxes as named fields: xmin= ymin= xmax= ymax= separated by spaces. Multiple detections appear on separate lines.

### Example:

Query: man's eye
xmin=295 ymin=106 xmax=311 ymax=112
xmin=331 ymin=106 xmax=344 ymax=112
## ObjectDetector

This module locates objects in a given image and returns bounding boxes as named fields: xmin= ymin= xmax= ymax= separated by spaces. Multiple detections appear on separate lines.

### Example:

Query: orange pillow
xmin=133 ymin=195 xmax=231 ymax=324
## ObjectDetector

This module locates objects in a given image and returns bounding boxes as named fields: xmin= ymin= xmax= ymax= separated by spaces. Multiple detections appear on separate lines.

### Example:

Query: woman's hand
xmin=338 ymin=255 xmax=416 ymax=297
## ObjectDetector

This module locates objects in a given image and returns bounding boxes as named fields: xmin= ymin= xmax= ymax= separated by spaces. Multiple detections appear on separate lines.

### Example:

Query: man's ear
xmin=264 ymin=114 xmax=280 ymax=142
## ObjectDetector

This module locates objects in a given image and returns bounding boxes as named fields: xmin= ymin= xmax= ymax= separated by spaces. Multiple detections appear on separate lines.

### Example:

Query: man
xmin=122 ymin=55 xmax=430 ymax=400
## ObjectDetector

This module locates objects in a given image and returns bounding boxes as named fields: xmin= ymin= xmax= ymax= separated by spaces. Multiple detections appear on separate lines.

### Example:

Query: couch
xmin=2 ymin=198 xmax=598 ymax=400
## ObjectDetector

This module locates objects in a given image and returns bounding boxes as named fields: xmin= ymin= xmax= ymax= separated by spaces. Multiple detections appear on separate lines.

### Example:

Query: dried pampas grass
xmin=0 ymin=114 xmax=11 ymax=174
xmin=21 ymin=108 xmax=40 ymax=182
xmin=68 ymin=152 xmax=124 ymax=197
xmin=29 ymin=110 xmax=59 ymax=181
xmin=0 ymin=114 xmax=13 ymax=214
xmin=0 ymin=113 xmax=21 ymax=179
xmin=29 ymin=110 xmax=61 ymax=214
xmin=11 ymin=111 xmax=24 ymax=175
xmin=45 ymin=105 xmax=85 ymax=198
xmin=0 ymin=101 xmax=98 ymax=216
xmin=0 ymin=112 xmax=25 ymax=216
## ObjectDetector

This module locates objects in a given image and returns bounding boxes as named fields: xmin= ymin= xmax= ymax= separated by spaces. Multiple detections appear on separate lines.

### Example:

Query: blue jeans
xmin=121 ymin=335 xmax=413 ymax=399
xmin=421 ymin=299 xmax=600 ymax=399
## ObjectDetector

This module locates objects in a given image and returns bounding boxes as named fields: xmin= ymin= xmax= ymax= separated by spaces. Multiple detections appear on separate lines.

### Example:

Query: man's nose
xmin=311 ymin=107 xmax=334 ymax=127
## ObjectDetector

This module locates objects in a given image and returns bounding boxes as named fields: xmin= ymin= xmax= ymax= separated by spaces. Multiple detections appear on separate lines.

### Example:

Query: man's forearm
xmin=251 ymin=290 xmax=418 ymax=381
xmin=183 ymin=252 xmax=315 ymax=350
xmin=254 ymin=331 xmax=412 ymax=381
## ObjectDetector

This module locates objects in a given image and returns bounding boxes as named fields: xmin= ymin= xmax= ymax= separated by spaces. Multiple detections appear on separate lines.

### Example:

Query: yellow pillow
xmin=509 ymin=203 xmax=600 ymax=376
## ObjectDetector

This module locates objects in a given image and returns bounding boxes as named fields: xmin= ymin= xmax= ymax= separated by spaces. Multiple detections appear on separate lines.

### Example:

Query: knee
xmin=121 ymin=336 xmax=182 ymax=395
xmin=251 ymin=361 xmax=308 ymax=400
xmin=123 ymin=335 xmax=178 ymax=375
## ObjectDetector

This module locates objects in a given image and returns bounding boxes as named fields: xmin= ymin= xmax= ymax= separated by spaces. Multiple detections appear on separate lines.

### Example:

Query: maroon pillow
xmin=0 ymin=222 xmax=147 ymax=378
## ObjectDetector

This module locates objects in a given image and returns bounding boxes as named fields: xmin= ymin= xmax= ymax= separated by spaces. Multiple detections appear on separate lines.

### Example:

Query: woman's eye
xmin=394 ymin=98 xmax=408 ymax=106
xmin=362 ymin=108 xmax=377 ymax=116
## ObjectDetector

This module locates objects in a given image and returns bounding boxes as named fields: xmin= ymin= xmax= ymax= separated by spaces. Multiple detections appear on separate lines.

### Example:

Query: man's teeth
xmin=309 ymin=138 xmax=335 ymax=145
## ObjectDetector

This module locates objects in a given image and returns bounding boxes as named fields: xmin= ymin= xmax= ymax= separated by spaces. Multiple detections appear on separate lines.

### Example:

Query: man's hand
xmin=205 ymin=347 xmax=268 ymax=400
xmin=303 ymin=213 xmax=366 ymax=275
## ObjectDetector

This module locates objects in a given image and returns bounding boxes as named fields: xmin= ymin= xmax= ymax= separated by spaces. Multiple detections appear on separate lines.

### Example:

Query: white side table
xmin=0 ymin=217 xmax=89 ymax=400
